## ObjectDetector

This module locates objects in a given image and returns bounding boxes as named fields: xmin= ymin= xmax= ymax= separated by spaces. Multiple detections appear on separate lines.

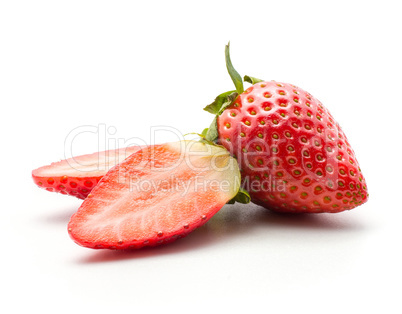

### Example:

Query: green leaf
xmin=184 ymin=132 xmax=207 ymax=138
xmin=234 ymin=188 xmax=251 ymax=204
xmin=244 ymin=75 xmax=264 ymax=84
xmin=228 ymin=188 xmax=251 ymax=205
xmin=203 ymin=91 xmax=237 ymax=143
xmin=203 ymin=90 xmax=236 ymax=115
xmin=218 ymin=92 xmax=237 ymax=115
xmin=201 ymin=128 xmax=209 ymax=137
xmin=225 ymin=42 xmax=244 ymax=94
xmin=184 ymin=131 xmax=227 ymax=148
xmin=227 ymin=198 xmax=236 ymax=204
xmin=205 ymin=116 xmax=218 ymax=142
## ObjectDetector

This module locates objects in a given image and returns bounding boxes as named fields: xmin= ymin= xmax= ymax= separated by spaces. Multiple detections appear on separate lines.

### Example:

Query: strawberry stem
xmin=225 ymin=42 xmax=244 ymax=94
xmin=198 ymin=43 xmax=251 ymax=206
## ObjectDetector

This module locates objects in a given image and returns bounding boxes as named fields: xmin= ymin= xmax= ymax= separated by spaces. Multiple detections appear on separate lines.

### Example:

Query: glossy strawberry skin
xmin=217 ymin=81 xmax=368 ymax=213
xmin=32 ymin=146 xmax=140 ymax=199
xmin=32 ymin=175 xmax=100 ymax=199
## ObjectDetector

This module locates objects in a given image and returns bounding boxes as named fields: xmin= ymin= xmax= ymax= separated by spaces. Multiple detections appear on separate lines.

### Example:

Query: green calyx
xmin=199 ymin=42 xmax=267 ymax=205
xmin=184 ymin=132 xmax=225 ymax=149
xmin=203 ymin=90 xmax=238 ymax=116
xmin=202 ymin=42 xmax=265 ymax=143
xmin=244 ymin=75 xmax=264 ymax=84
xmin=203 ymin=91 xmax=238 ymax=142
xmin=227 ymin=188 xmax=251 ymax=205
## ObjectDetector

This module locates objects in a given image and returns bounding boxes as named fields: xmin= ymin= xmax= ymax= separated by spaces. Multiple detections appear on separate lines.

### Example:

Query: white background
xmin=1 ymin=0 xmax=401 ymax=313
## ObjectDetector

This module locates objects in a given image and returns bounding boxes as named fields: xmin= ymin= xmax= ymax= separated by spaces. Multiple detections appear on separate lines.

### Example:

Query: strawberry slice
xmin=68 ymin=141 xmax=241 ymax=249
xmin=32 ymin=146 xmax=140 ymax=199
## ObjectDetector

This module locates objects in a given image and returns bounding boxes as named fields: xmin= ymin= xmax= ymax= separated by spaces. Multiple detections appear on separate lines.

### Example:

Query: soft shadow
xmin=253 ymin=207 xmax=365 ymax=230
xmin=79 ymin=228 xmax=221 ymax=263
xmin=78 ymin=203 xmax=365 ymax=264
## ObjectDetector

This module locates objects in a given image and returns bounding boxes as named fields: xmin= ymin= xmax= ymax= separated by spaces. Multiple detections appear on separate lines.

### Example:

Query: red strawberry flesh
xmin=32 ymin=146 xmax=140 ymax=199
xmin=68 ymin=141 xmax=240 ymax=249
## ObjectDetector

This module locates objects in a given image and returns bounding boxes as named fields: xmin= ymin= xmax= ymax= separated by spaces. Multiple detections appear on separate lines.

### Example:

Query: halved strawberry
xmin=32 ymin=146 xmax=140 ymax=199
xmin=68 ymin=141 xmax=241 ymax=249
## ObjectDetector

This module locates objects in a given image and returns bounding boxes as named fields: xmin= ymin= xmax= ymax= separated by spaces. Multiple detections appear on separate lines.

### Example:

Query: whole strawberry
xmin=204 ymin=43 xmax=368 ymax=213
